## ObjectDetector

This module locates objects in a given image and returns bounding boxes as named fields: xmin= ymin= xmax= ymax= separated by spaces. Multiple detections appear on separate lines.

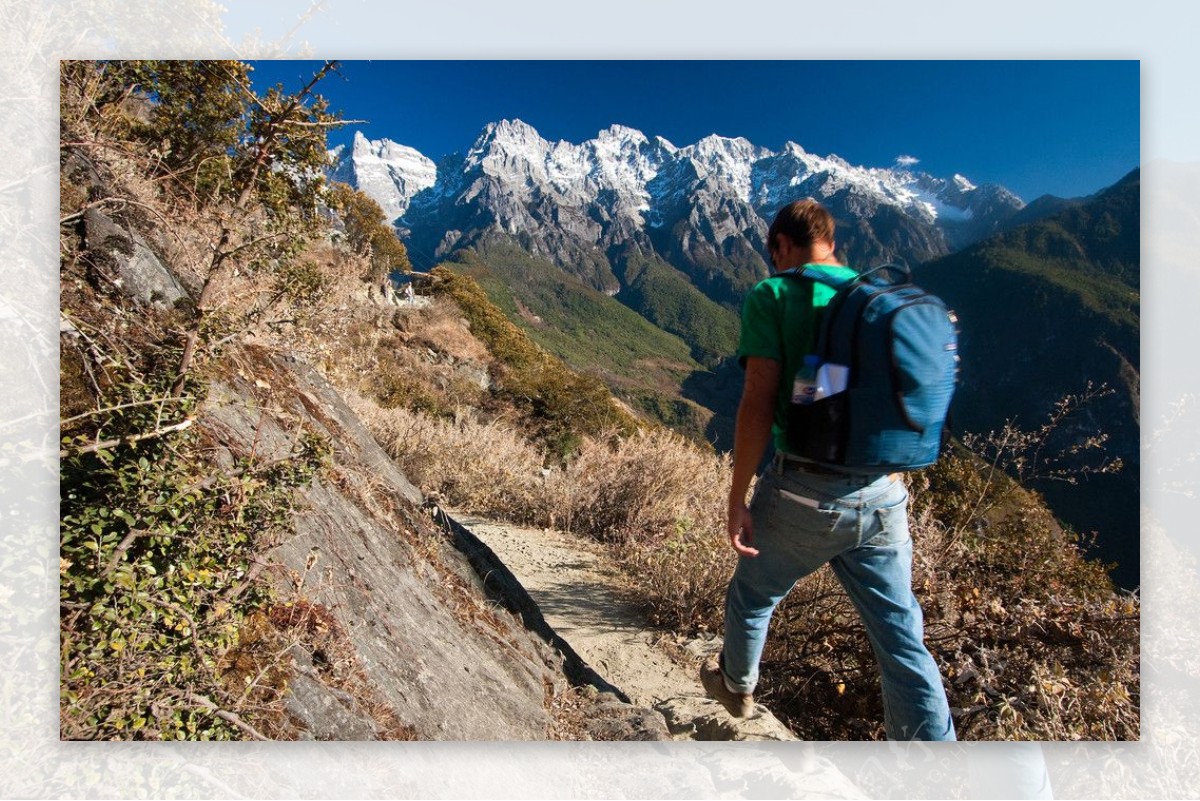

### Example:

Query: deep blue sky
xmin=247 ymin=60 xmax=1139 ymax=202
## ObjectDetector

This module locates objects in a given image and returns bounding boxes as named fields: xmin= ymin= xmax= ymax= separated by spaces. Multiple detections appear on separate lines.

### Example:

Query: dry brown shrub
xmin=408 ymin=298 xmax=491 ymax=364
xmin=620 ymin=514 xmax=732 ymax=631
xmin=317 ymin=295 xmax=492 ymax=425
xmin=547 ymin=428 xmax=728 ymax=542
xmin=539 ymin=429 xmax=733 ymax=628
xmin=349 ymin=395 xmax=547 ymax=523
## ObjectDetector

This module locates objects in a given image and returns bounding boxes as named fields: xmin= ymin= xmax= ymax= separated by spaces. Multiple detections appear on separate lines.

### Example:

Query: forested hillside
xmin=920 ymin=171 xmax=1140 ymax=588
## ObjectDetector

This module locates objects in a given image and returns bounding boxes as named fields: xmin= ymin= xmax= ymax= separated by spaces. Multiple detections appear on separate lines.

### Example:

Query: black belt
xmin=773 ymin=453 xmax=892 ymax=484
xmin=774 ymin=453 xmax=845 ymax=475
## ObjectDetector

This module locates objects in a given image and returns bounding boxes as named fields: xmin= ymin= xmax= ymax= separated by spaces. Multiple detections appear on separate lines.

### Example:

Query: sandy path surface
xmin=446 ymin=510 xmax=869 ymax=797
xmin=449 ymin=510 xmax=800 ymax=742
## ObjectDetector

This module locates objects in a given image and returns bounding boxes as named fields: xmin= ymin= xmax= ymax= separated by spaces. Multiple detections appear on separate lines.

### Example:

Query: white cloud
xmin=895 ymin=155 xmax=920 ymax=167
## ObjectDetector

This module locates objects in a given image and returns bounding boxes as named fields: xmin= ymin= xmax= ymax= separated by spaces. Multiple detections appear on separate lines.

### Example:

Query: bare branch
xmin=60 ymin=396 xmax=195 ymax=426
xmin=61 ymin=417 xmax=195 ymax=458
xmin=277 ymin=118 xmax=366 ymax=128
xmin=184 ymin=693 xmax=271 ymax=741
xmin=60 ymin=195 xmax=175 ymax=227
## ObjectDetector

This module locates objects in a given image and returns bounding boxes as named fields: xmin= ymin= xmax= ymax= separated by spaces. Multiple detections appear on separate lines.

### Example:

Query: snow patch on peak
xmin=681 ymin=135 xmax=770 ymax=200
xmin=471 ymin=119 xmax=548 ymax=157
xmin=693 ymin=133 xmax=749 ymax=149
xmin=825 ymin=153 xmax=854 ymax=171
xmin=687 ymin=134 xmax=769 ymax=164
xmin=352 ymin=131 xmax=432 ymax=165
xmin=331 ymin=131 xmax=437 ymax=222
xmin=953 ymin=173 xmax=977 ymax=192
xmin=599 ymin=124 xmax=647 ymax=143
xmin=490 ymin=118 xmax=539 ymax=136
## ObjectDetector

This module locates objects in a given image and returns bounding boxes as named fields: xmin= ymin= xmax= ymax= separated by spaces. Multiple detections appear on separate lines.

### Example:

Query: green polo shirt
xmin=737 ymin=263 xmax=859 ymax=452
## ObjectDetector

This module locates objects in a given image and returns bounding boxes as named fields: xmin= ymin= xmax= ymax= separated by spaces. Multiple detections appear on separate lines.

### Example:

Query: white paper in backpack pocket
xmin=814 ymin=363 xmax=849 ymax=400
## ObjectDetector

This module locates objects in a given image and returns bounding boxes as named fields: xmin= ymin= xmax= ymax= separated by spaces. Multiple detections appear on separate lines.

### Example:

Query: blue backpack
xmin=781 ymin=264 xmax=960 ymax=473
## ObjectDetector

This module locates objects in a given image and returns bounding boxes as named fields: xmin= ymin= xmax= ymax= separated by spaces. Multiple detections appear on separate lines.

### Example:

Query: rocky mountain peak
xmin=472 ymin=118 xmax=547 ymax=156
xmin=598 ymin=123 xmax=648 ymax=144
xmin=328 ymin=131 xmax=437 ymax=222
xmin=680 ymin=135 xmax=771 ymax=199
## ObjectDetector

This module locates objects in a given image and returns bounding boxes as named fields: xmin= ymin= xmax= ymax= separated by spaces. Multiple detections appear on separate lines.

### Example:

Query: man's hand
xmin=725 ymin=356 xmax=778 ymax=559
xmin=727 ymin=500 xmax=759 ymax=557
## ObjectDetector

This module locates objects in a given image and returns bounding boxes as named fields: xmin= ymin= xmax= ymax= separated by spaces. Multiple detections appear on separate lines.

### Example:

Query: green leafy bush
xmin=327 ymin=182 xmax=412 ymax=282
xmin=60 ymin=371 xmax=330 ymax=739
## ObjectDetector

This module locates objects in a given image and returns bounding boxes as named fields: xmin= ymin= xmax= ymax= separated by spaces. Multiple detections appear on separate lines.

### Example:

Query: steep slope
xmin=612 ymin=246 xmax=740 ymax=367
xmin=200 ymin=344 xmax=589 ymax=739
xmin=919 ymin=169 xmax=1140 ymax=588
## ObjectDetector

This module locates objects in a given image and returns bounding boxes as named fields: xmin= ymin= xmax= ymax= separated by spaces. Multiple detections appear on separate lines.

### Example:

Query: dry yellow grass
xmin=546 ymin=428 xmax=729 ymax=543
xmin=349 ymin=395 xmax=547 ymax=523
xmin=407 ymin=298 xmax=492 ymax=364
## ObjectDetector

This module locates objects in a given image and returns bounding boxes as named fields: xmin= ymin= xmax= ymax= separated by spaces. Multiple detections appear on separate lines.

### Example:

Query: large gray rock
xmin=83 ymin=207 xmax=188 ymax=309
xmin=586 ymin=693 xmax=671 ymax=741
xmin=285 ymin=669 xmax=380 ymax=741
xmin=198 ymin=344 xmax=654 ymax=739
xmin=655 ymin=696 xmax=796 ymax=742
xmin=200 ymin=346 xmax=550 ymax=738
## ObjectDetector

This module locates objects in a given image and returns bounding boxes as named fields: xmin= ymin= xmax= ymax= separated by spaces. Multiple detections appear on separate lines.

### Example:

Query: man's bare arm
xmin=727 ymin=356 xmax=780 ymax=557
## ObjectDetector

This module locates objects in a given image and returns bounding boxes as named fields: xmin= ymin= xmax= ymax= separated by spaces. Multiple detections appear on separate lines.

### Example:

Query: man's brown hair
xmin=767 ymin=199 xmax=836 ymax=253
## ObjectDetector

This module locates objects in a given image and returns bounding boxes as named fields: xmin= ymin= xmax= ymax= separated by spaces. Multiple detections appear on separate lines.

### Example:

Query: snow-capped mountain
xmin=329 ymin=121 xmax=1024 ymax=303
xmin=329 ymin=131 xmax=437 ymax=222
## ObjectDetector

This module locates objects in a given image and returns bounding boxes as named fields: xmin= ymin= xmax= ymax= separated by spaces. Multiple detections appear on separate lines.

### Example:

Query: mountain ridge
xmin=330 ymin=120 xmax=1028 ymax=302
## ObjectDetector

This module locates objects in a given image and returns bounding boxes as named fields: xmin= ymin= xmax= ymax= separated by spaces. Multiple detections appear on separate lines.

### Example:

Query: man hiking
xmin=700 ymin=199 xmax=956 ymax=741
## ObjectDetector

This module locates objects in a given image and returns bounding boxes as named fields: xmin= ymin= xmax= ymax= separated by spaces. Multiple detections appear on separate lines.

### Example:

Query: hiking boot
xmin=700 ymin=659 xmax=753 ymax=718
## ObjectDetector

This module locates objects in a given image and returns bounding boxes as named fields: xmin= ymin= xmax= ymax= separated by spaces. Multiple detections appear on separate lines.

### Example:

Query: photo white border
xmin=4 ymin=1 xmax=1195 ymax=797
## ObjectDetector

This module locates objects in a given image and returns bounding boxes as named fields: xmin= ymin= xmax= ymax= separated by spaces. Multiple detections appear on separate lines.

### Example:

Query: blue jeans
xmin=722 ymin=463 xmax=956 ymax=741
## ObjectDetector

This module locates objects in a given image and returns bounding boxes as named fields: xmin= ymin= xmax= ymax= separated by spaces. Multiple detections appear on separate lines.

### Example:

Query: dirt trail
xmin=449 ymin=510 xmax=799 ymax=742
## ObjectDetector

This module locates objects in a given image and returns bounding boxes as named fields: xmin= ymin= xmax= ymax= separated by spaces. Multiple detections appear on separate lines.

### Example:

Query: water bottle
xmin=791 ymin=354 xmax=820 ymax=404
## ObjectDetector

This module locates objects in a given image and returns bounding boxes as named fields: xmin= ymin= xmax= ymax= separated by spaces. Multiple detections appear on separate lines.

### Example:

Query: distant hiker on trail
xmin=404 ymin=282 xmax=415 ymax=305
xmin=700 ymin=199 xmax=956 ymax=741
xmin=381 ymin=276 xmax=396 ymax=305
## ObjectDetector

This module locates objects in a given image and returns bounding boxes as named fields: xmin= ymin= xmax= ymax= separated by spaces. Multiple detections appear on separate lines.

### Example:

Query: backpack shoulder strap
xmin=778 ymin=265 xmax=857 ymax=291
xmin=856 ymin=262 xmax=912 ymax=286
xmin=776 ymin=267 xmax=857 ymax=359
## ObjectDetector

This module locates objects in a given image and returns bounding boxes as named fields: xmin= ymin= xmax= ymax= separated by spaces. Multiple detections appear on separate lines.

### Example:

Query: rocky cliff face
xmin=198 ymin=344 xmax=566 ymax=739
